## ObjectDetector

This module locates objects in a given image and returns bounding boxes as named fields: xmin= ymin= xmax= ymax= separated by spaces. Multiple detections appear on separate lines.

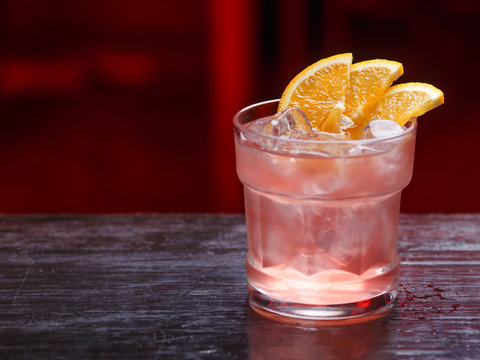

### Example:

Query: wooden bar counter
xmin=0 ymin=214 xmax=479 ymax=359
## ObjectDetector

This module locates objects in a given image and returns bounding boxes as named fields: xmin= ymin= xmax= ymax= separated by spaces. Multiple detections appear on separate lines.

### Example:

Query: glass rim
xmin=233 ymin=99 xmax=417 ymax=146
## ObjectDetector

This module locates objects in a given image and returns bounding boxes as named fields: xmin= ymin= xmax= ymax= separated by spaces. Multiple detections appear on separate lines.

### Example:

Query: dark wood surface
xmin=0 ymin=214 xmax=479 ymax=359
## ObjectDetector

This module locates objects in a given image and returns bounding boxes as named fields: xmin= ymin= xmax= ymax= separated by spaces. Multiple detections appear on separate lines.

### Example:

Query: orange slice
xmin=344 ymin=60 xmax=403 ymax=124
xmin=365 ymin=82 xmax=445 ymax=126
xmin=278 ymin=53 xmax=352 ymax=132
xmin=278 ymin=54 xmax=444 ymax=137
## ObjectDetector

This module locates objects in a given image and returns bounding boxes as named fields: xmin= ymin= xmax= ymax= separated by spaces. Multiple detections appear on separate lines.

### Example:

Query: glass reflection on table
xmin=246 ymin=305 xmax=398 ymax=359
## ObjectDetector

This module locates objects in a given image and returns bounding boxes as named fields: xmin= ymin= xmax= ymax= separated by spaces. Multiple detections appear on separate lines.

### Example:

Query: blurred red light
xmin=0 ymin=57 xmax=85 ymax=94
xmin=94 ymin=51 xmax=161 ymax=86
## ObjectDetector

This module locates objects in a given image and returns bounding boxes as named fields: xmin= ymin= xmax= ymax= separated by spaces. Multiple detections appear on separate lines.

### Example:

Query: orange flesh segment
xmin=365 ymin=82 xmax=445 ymax=126
xmin=278 ymin=53 xmax=352 ymax=131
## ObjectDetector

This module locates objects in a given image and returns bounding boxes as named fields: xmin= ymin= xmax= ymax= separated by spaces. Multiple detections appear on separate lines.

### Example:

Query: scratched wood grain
xmin=0 ymin=214 xmax=479 ymax=359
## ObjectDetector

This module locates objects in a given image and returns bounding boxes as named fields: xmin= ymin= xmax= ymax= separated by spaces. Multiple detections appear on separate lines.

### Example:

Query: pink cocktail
xmin=234 ymin=100 xmax=416 ymax=321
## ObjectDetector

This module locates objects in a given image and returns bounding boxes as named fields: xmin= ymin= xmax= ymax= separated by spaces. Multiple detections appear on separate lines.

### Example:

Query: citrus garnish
xmin=344 ymin=60 xmax=403 ymax=124
xmin=278 ymin=54 xmax=444 ymax=137
xmin=278 ymin=53 xmax=352 ymax=132
xmin=365 ymin=82 xmax=444 ymax=126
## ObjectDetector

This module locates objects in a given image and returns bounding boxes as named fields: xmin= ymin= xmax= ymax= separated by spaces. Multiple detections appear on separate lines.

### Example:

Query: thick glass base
xmin=248 ymin=286 xmax=397 ymax=325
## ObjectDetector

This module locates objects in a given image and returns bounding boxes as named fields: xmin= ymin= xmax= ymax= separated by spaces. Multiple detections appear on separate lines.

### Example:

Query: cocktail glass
xmin=234 ymin=99 xmax=417 ymax=322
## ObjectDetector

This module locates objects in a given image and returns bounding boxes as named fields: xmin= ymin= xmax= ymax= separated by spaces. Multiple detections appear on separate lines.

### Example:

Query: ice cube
xmin=269 ymin=108 xmax=312 ymax=136
xmin=363 ymin=119 xmax=405 ymax=139
xmin=242 ymin=115 xmax=272 ymax=135
xmin=338 ymin=114 xmax=354 ymax=132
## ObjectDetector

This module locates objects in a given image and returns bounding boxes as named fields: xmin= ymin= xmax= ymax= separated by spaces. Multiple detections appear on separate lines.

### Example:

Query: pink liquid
xmin=235 ymin=126 xmax=416 ymax=307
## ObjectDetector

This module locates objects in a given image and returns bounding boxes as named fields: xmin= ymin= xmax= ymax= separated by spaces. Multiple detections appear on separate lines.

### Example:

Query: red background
xmin=0 ymin=0 xmax=478 ymax=213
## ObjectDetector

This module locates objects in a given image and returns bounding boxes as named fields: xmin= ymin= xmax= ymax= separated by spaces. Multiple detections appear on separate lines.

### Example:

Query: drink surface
xmin=235 ymin=114 xmax=416 ymax=305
